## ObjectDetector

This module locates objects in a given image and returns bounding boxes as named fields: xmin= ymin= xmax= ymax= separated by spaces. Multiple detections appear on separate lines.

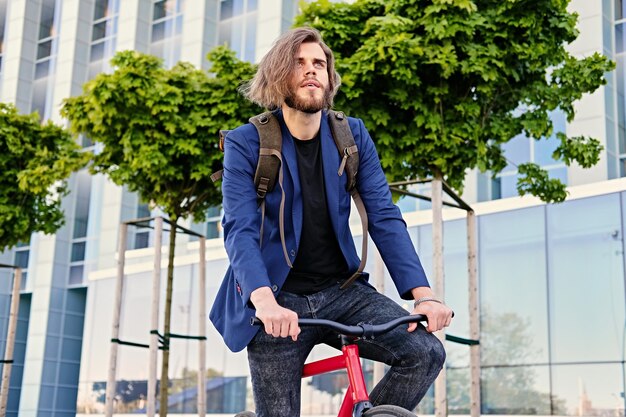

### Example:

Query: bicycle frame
xmin=301 ymin=340 xmax=371 ymax=417
xmin=250 ymin=315 xmax=431 ymax=417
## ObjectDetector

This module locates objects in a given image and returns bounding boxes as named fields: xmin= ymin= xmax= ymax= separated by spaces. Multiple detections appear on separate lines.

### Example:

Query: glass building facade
xmin=73 ymin=185 xmax=626 ymax=415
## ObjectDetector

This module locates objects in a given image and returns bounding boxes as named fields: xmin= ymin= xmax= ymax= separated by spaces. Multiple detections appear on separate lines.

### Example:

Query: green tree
xmin=0 ymin=103 xmax=90 ymax=251
xmin=61 ymin=47 xmax=259 ymax=416
xmin=296 ymin=0 xmax=614 ymax=202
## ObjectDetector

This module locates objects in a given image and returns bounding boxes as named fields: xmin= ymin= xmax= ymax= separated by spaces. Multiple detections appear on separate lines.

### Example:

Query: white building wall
xmin=1 ymin=0 xmax=40 ymax=112
xmin=181 ymin=0 xmax=219 ymax=69
xmin=567 ymin=0 xmax=611 ymax=186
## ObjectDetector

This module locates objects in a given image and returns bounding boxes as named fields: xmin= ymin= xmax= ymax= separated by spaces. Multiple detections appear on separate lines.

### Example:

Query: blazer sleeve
xmin=221 ymin=128 xmax=272 ymax=304
xmin=353 ymin=118 xmax=430 ymax=299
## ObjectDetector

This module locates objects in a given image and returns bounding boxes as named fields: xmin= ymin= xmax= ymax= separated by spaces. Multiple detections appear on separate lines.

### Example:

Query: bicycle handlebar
xmin=251 ymin=315 xmax=427 ymax=338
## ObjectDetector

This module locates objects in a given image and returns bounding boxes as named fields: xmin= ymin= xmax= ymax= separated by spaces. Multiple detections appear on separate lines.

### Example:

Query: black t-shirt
xmin=282 ymin=133 xmax=349 ymax=294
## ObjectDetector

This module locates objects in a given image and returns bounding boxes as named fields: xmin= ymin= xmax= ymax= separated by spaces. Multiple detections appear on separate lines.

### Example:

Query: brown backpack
xmin=212 ymin=110 xmax=367 ymax=288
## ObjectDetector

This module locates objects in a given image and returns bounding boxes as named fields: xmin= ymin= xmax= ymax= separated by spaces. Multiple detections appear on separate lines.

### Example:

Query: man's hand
xmin=408 ymin=287 xmax=453 ymax=333
xmin=250 ymin=286 xmax=300 ymax=341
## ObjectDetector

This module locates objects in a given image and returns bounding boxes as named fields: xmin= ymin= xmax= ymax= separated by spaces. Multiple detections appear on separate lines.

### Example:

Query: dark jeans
xmin=247 ymin=280 xmax=446 ymax=417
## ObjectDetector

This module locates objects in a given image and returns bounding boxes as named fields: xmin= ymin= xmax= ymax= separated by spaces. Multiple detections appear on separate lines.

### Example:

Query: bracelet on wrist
xmin=413 ymin=297 xmax=442 ymax=308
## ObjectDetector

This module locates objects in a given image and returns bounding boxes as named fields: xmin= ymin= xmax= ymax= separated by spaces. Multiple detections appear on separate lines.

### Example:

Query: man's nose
xmin=304 ymin=62 xmax=316 ymax=75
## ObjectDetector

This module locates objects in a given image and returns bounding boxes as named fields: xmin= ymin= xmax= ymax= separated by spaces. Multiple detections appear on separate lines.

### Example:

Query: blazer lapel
xmin=276 ymin=112 xmax=302 ymax=247
xmin=320 ymin=111 xmax=341 ymax=238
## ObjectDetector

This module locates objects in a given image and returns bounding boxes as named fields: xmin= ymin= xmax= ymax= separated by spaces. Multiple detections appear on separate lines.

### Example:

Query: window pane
xmin=535 ymin=111 xmax=565 ymax=166
xmin=548 ymin=194 xmax=625 ymax=362
xmin=153 ymin=0 xmax=167 ymax=20
xmin=37 ymin=40 xmax=52 ymax=59
xmin=499 ymin=173 xmax=518 ymax=199
xmin=14 ymin=250 xmax=29 ymax=269
xmin=551 ymin=364 xmax=624 ymax=415
xmin=220 ymin=0 xmax=233 ymax=20
xmin=73 ymin=170 xmax=92 ymax=238
xmin=482 ymin=366 xmax=551 ymax=415
xmin=479 ymin=207 xmax=549 ymax=365
xmin=92 ymin=21 xmax=107 ymax=41
xmin=69 ymin=265 xmax=84 ymax=285
xmin=618 ymin=23 xmax=626 ymax=53
xmin=134 ymin=231 xmax=150 ymax=249
xmin=39 ymin=0 xmax=56 ymax=40
xmin=31 ymin=77 xmax=48 ymax=119
xmin=90 ymin=42 xmax=105 ymax=62
xmin=151 ymin=21 xmax=166 ymax=42
xmin=244 ymin=12 xmax=256 ymax=62
xmin=206 ymin=222 xmax=219 ymax=239
xmin=232 ymin=0 xmax=244 ymax=16
xmin=501 ymin=133 xmax=530 ymax=172
xmin=34 ymin=61 xmax=50 ymax=79
xmin=71 ymin=242 xmax=86 ymax=262
xmin=447 ymin=367 xmax=470 ymax=415
xmin=94 ymin=0 xmax=111 ymax=20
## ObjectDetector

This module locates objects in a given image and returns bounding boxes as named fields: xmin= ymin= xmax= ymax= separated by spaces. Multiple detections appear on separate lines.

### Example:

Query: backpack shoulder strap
xmin=327 ymin=110 xmax=368 ymax=289
xmin=249 ymin=111 xmax=282 ymax=199
xmin=327 ymin=110 xmax=359 ymax=192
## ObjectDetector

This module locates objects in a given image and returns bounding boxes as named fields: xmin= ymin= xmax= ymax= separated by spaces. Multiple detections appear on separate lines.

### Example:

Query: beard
xmin=284 ymin=83 xmax=332 ymax=114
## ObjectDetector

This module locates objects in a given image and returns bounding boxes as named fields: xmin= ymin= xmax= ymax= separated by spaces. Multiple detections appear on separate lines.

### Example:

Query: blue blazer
xmin=209 ymin=110 xmax=429 ymax=352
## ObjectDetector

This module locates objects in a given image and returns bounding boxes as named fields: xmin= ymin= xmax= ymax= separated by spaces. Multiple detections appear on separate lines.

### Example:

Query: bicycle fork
xmin=301 ymin=338 xmax=372 ymax=417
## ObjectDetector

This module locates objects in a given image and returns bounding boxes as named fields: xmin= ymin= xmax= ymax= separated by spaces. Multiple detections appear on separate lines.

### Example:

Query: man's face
xmin=284 ymin=42 xmax=331 ymax=114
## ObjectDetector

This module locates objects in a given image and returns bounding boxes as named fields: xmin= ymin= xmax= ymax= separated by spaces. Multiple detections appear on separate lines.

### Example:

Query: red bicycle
xmin=236 ymin=315 xmax=427 ymax=417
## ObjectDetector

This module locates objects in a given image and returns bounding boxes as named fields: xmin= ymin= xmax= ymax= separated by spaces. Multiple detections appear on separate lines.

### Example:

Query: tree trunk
xmin=432 ymin=174 xmax=447 ymax=417
xmin=467 ymin=210 xmax=480 ymax=417
xmin=0 ymin=267 xmax=22 ymax=417
xmin=159 ymin=218 xmax=177 ymax=417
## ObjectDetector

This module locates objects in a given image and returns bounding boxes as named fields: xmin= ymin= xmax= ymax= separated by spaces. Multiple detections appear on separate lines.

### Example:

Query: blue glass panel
xmin=58 ymin=362 xmax=80 ymax=385
xmin=41 ymin=360 xmax=58 ymax=384
xmin=44 ymin=336 xmax=59 ymax=360
xmin=94 ymin=0 xmax=115 ymax=20
xmin=153 ymin=0 xmax=168 ymax=20
xmin=39 ymin=385 xmax=55 ymax=409
xmin=34 ymin=61 xmax=50 ymax=79
xmin=547 ymin=166 xmax=567 ymax=184
xmin=220 ymin=0 xmax=233 ymax=20
xmin=60 ymin=338 xmax=82 ymax=361
xmin=233 ymin=0 xmax=244 ymax=16
xmin=535 ymin=109 xmax=565 ymax=166
xmin=499 ymin=173 xmax=518 ymax=199
xmin=37 ymin=40 xmax=52 ymax=59
xmin=63 ymin=313 xmax=85 ymax=337
xmin=244 ymin=12 xmax=256 ymax=62
xmin=618 ymin=23 xmax=626 ymax=54
xmin=479 ymin=206 xmax=549 ymax=365
xmin=39 ymin=0 xmax=56 ymax=40
xmin=548 ymin=194 xmax=625 ymax=362
xmin=69 ymin=265 xmax=84 ymax=285
xmin=14 ymin=250 xmax=29 ymax=269
xmin=501 ymin=133 xmax=530 ymax=172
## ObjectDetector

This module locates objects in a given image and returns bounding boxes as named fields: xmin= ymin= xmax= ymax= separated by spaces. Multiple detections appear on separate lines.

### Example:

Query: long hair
xmin=241 ymin=27 xmax=341 ymax=110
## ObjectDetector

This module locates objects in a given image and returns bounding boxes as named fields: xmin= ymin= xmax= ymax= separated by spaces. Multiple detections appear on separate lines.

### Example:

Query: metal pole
xmin=0 ymin=268 xmax=22 ymax=417
xmin=467 ymin=211 xmax=481 ymax=417
xmin=197 ymin=236 xmax=207 ymax=417
xmin=147 ymin=217 xmax=164 ymax=417
xmin=373 ymin=248 xmax=385 ymax=385
xmin=106 ymin=222 xmax=128 ymax=417
xmin=432 ymin=176 xmax=447 ymax=417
